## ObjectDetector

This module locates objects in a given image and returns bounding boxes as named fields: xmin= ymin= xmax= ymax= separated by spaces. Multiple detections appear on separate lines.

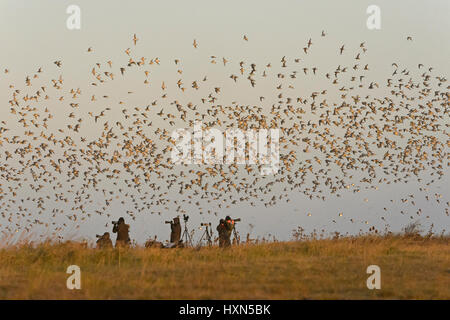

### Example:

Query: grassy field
xmin=0 ymin=235 xmax=448 ymax=299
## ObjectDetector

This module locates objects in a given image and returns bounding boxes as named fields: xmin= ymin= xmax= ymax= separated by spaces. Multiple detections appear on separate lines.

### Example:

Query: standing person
xmin=216 ymin=219 xmax=226 ymax=247
xmin=217 ymin=217 xmax=234 ymax=248
xmin=170 ymin=216 xmax=182 ymax=245
xmin=112 ymin=217 xmax=130 ymax=248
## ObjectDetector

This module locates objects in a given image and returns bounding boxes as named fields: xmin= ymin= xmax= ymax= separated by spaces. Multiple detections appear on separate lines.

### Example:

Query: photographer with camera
xmin=229 ymin=217 xmax=241 ymax=245
xmin=112 ymin=217 xmax=130 ymax=248
xmin=165 ymin=216 xmax=181 ymax=245
xmin=96 ymin=232 xmax=113 ymax=249
xmin=216 ymin=219 xmax=227 ymax=247
xmin=217 ymin=216 xmax=240 ymax=247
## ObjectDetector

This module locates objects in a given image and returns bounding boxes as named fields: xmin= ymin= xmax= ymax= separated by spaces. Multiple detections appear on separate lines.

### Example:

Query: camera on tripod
xmin=95 ymin=234 xmax=102 ymax=238
xmin=178 ymin=214 xmax=192 ymax=247
xmin=165 ymin=220 xmax=172 ymax=224
xmin=227 ymin=218 xmax=242 ymax=245
xmin=197 ymin=222 xmax=213 ymax=247
xmin=112 ymin=220 xmax=119 ymax=226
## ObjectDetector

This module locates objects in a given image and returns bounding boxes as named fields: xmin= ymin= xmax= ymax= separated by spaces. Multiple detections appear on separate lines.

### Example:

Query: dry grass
xmin=0 ymin=235 xmax=448 ymax=299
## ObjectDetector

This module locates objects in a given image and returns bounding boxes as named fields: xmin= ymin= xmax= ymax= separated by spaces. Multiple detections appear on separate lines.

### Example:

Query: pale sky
xmin=0 ymin=0 xmax=448 ymax=245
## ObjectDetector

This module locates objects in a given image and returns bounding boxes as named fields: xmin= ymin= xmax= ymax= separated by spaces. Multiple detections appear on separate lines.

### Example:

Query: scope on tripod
xmin=165 ymin=221 xmax=172 ymax=224
xmin=231 ymin=219 xmax=241 ymax=245
xmin=179 ymin=214 xmax=193 ymax=247
xmin=197 ymin=222 xmax=213 ymax=247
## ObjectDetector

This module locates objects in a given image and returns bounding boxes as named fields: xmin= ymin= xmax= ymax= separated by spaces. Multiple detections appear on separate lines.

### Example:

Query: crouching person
xmin=96 ymin=232 xmax=113 ymax=249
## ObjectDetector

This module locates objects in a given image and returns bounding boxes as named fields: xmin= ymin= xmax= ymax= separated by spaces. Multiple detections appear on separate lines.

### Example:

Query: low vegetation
xmin=0 ymin=232 xmax=448 ymax=299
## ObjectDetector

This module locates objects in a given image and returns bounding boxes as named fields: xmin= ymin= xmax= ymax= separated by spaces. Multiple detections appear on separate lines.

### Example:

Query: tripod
xmin=181 ymin=219 xmax=193 ymax=247
xmin=198 ymin=224 xmax=213 ymax=247
xmin=232 ymin=225 xmax=240 ymax=245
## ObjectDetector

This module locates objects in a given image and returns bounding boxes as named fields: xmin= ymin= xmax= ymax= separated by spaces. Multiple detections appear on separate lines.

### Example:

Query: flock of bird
xmin=0 ymin=32 xmax=448 ymax=242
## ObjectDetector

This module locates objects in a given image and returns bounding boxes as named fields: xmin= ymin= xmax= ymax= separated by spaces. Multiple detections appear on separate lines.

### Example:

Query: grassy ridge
xmin=0 ymin=235 xmax=448 ymax=299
